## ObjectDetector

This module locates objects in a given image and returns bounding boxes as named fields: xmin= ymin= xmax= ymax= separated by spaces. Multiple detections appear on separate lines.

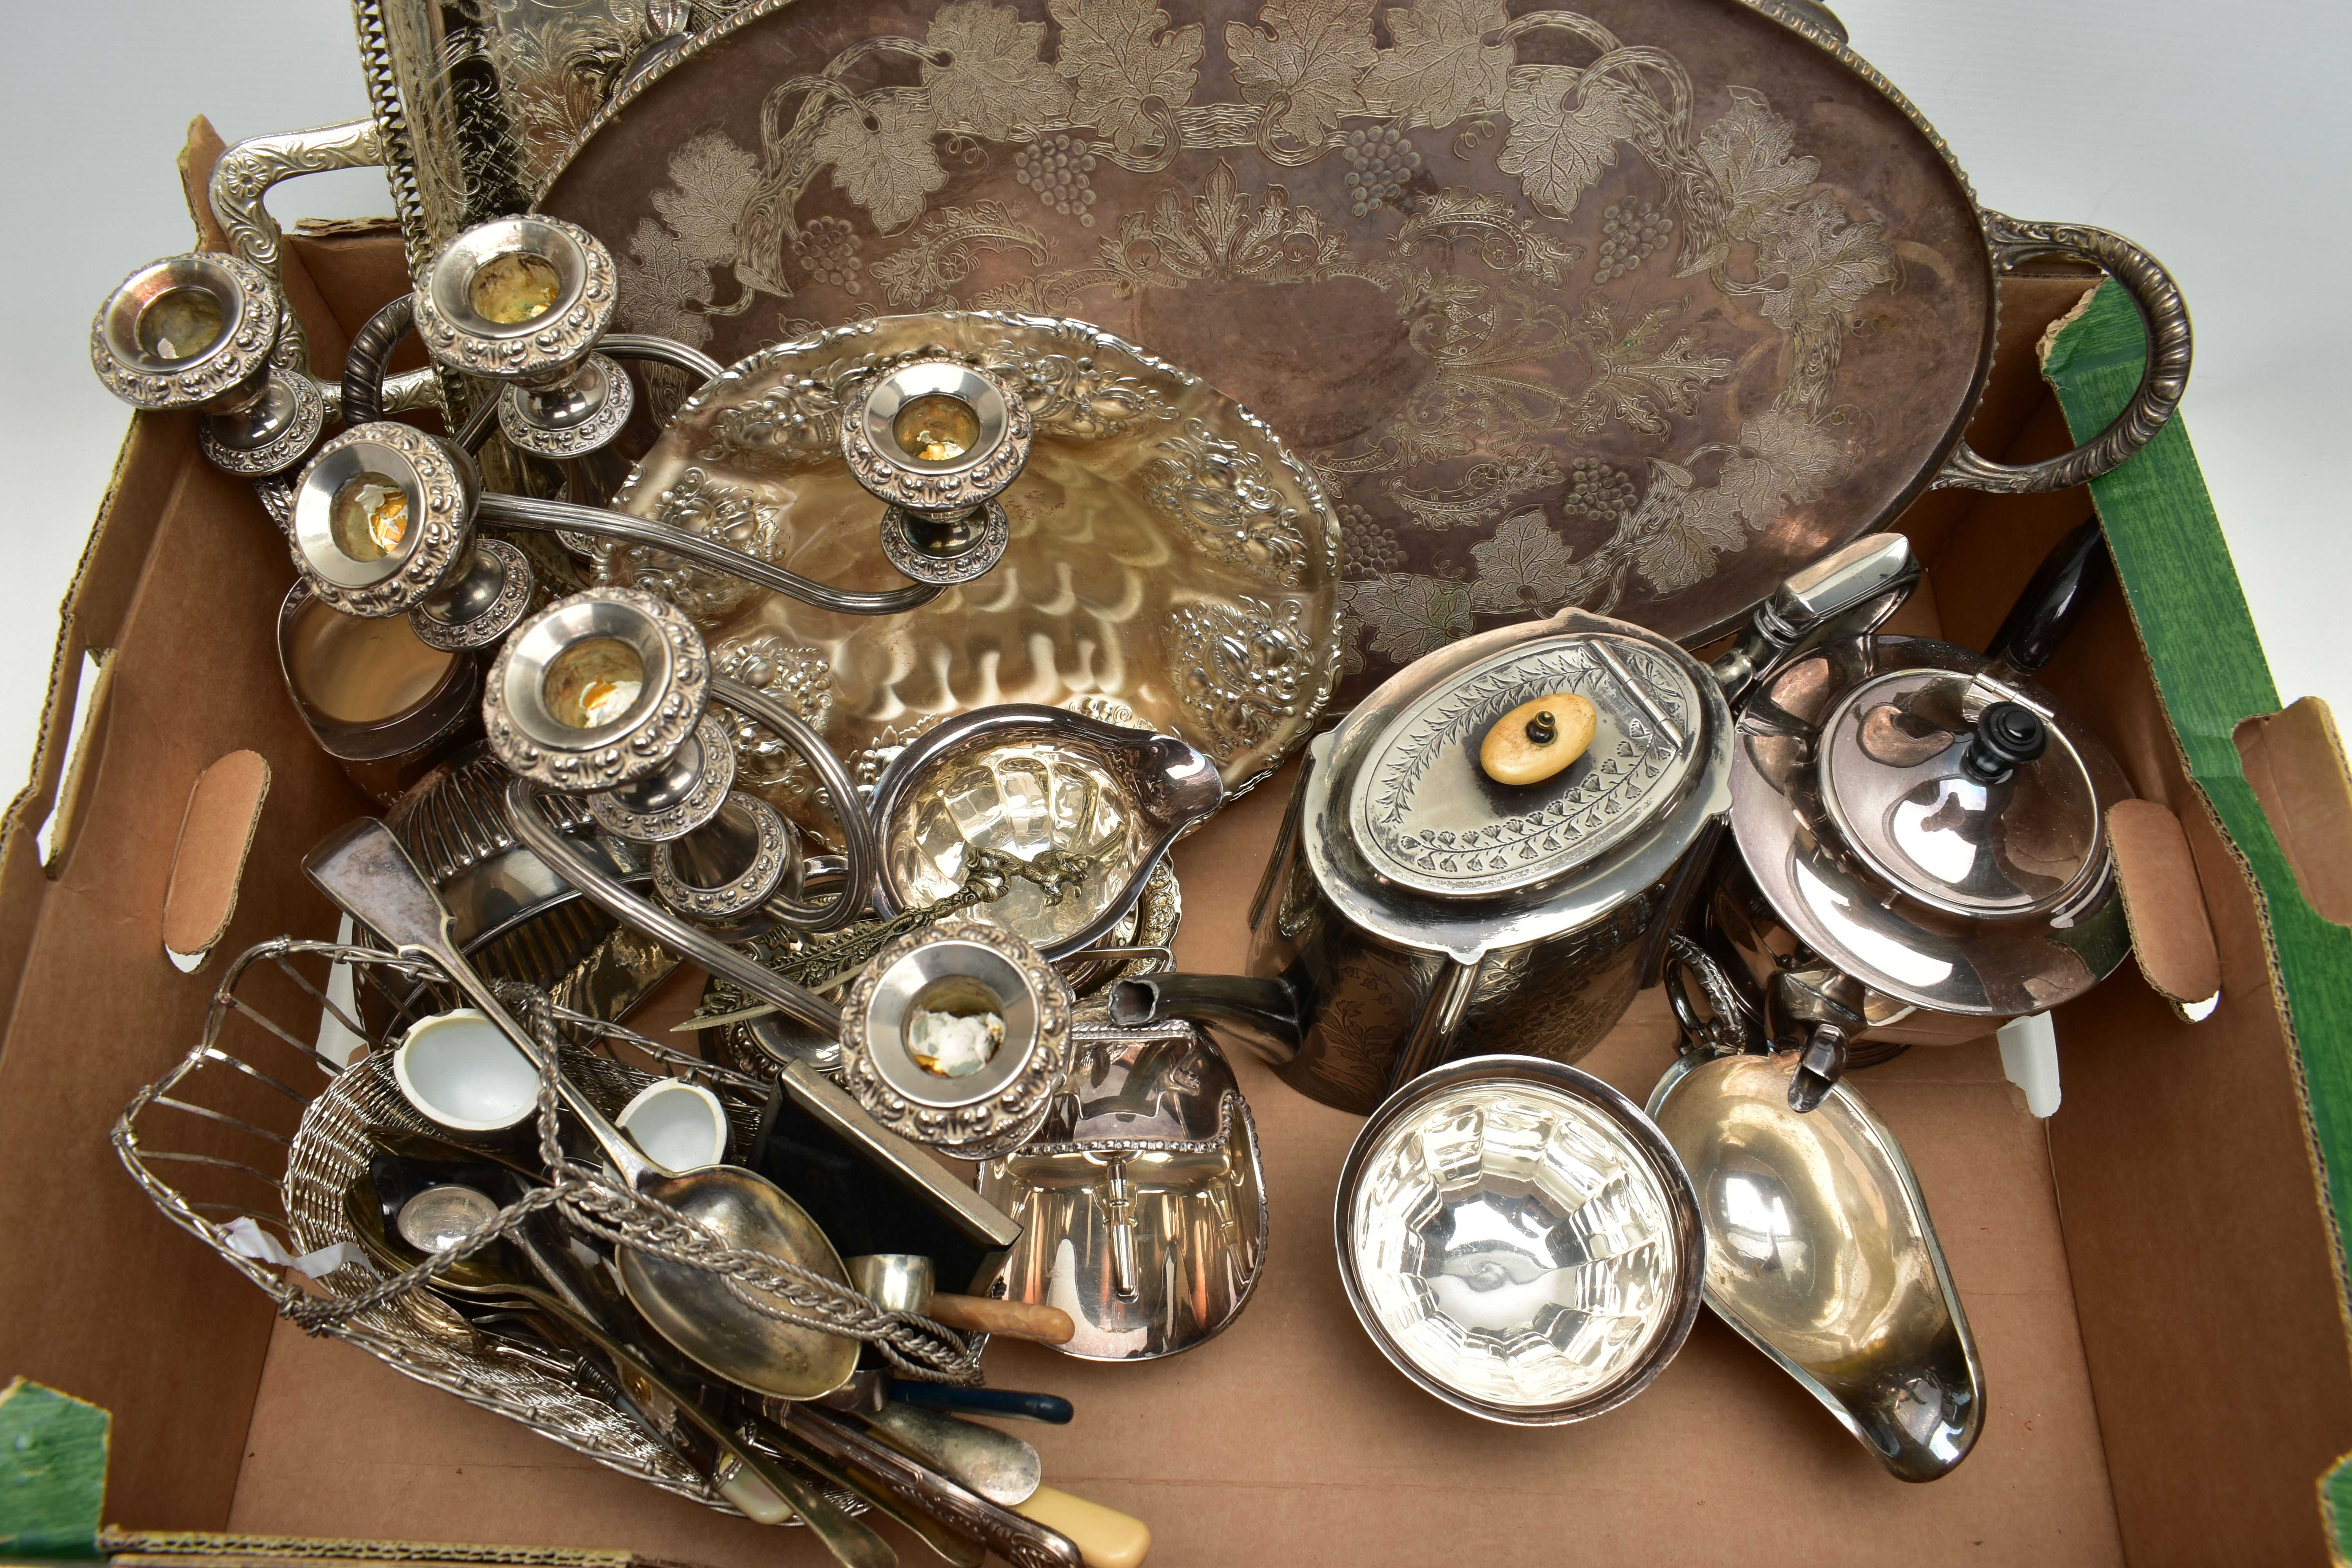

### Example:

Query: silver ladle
xmin=303 ymin=817 xmax=861 ymax=1401
xmin=1647 ymin=1048 xmax=1984 ymax=1482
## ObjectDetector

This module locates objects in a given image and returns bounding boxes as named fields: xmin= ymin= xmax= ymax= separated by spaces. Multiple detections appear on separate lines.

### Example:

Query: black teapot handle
xmin=1985 ymin=517 xmax=2112 ymax=680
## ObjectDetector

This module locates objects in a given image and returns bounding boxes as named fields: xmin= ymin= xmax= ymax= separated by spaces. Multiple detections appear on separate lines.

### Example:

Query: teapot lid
xmin=1815 ymin=668 xmax=2104 ymax=918
xmin=1728 ymin=637 xmax=2134 ymax=1016
xmin=1346 ymin=628 xmax=1708 ymax=901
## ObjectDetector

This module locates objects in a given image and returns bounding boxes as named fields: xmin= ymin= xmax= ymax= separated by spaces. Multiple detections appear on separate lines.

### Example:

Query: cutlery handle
xmin=789 ymin=1406 xmax=1082 ymax=1568
xmin=1013 ymin=1486 xmax=1153 ymax=1568
xmin=925 ymin=1293 xmax=1076 ymax=1345
xmin=892 ymin=1384 xmax=1075 ymax=1425
xmin=519 ymin=1289 xmax=894 ymax=1568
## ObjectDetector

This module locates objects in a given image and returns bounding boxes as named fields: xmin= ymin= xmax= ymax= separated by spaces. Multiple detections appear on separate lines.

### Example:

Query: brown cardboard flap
xmin=161 ymin=752 xmax=271 ymax=965
xmin=40 ymin=650 xmax=116 ymax=878
xmin=2107 ymin=799 xmax=2222 ymax=1007
xmin=176 ymin=117 xmax=231 ymax=252
xmin=2234 ymin=697 xmax=2352 ymax=927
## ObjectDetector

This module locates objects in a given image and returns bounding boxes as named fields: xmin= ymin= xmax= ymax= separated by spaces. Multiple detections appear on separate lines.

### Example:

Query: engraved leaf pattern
xmin=1623 ymin=459 xmax=1746 ymax=595
xmin=650 ymin=129 xmax=759 ymax=263
xmin=811 ymin=93 xmax=947 ymax=232
xmin=1713 ymin=407 xmax=1844 ymax=523
xmin=566 ymin=4 xmax=1925 ymax=708
xmin=924 ymin=1 xmax=1074 ymax=138
xmin=1360 ymin=0 xmax=1512 ymax=129
xmin=1340 ymin=572 xmax=1472 ymax=661
xmin=1697 ymin=87 xmax=1818 ymax=232
xmin=617 ymin=218 xmax=717 ymax=347
xmin=1749 ymin=191 xmax=1898 ymax=333
xmin=1225 ymin=0 xmax=1379 ymax=145
xmin=1050 ymin=0 xmax=1206 ymax=156
xmin=1497 ymin=68 xmax=1635 ymax=220
xmin=1468 ymin=507 xmax=1576 ymax=613
xmin=870 ymin=202 xmax=1052 ymax=308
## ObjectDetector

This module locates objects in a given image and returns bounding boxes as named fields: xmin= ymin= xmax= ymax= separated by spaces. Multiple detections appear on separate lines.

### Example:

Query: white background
xmin=0 ymin=0 xmax=2342 ymax=798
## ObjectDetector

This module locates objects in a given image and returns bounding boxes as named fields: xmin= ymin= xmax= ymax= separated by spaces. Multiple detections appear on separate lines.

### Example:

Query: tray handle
xmin=207 ymin=119 xmax=440 ymax=418
xmin=1931 ymin=210 xmax=2192 ymax=495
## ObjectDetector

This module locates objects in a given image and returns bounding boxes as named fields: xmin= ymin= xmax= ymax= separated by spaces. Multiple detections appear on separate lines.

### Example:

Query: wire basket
xmin=111 ymin=936 xmax=799 ymax=1518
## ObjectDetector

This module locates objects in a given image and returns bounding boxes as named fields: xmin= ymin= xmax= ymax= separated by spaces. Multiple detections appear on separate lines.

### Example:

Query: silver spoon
xmin=305 ymin=817 xmax=860 ymax=1402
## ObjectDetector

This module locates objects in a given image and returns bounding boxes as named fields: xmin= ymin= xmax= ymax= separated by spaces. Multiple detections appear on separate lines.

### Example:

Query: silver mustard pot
xmin=1114 ymin=534 xmax=1918 ymax=1114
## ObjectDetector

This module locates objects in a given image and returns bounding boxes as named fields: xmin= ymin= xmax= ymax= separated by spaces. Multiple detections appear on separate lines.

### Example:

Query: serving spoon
xmin=305 ymin=818 xmax=859 ymax=1401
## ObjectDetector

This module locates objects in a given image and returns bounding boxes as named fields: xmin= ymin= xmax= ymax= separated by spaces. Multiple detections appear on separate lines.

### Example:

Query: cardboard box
xmin=4 ymin=181 xmax=2350 ymax=1565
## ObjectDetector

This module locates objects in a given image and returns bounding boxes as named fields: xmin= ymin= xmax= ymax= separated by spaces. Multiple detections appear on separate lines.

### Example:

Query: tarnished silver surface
xmin=303 ymin=820 xmax=863 ymax=1402
xmin=501 ymin=352 xmax=637 ymax=459
xmin=1122 ymin=541 xmax=1915 ymax=1112
xmin=90 ymin=252 xmax=276 ymax=410
xmin=530 ymin=0 xmax=2189 ymax=711
xmin=410 ymin=540 xmax=537 ymax=653
xmin=1119 ymin=604 xmax=1732 ymax=1112
xmin=651 ymin=791 xmax=802 ymax=921
xmin=1929 ymin=212 xmax=2190 ymax=496
xmin=275 ymin=579 xmax=479 ymax=807
xmin=482 ymin=491 xmax=946 ymax=621
xmin=839 ymin=917 xmax=1074 ymax=1159
xmin=841 ymin=356 xmax=1031 ymax=514
xmin=207 ymin=117 xmax=388 ymax=377
xmin=1727 ymin=638 xmax=2132 ymax=1020
xmin=201 ymin=119 xmax=458 ymax=439
xmin=290 ymin=423 xmax=480 ymax=619
xmin=114 ymin=932 xmax=840 ymax=1522
xmin=1648 ymin=1049 xmax=1983 ymax=1481
xmin=369 ymin=740 xmax=665 ymax=1035
xmin=984 ymin=1017 xmax=1267 ymax=1359
xmin=858 ymin=1402 xmax=1043 ymax=1508
xmin=351 ymin=0 xmax=786 ymax=266
xmin=198 ymin=363 xmax=327 ymax=477
xmin=1346 ymin=628 xmax=1707 ymax=901
xmin=1337 ymin=1054 xmax=1701 ymax=1423
xmin=484 ymin=588 xmax=711 ymax=795
xmin=509 ymin=777 xmax=847 ymax=1040
xmin=415 ymin=214 xmax=617 ymax=383
xmin=585 ymin=714 xmax=738 ymax=844
xmin=871 ymin=704 xmax=1223 ymax=960
xmin=610 ymin=311 xmax=1340 ymax=802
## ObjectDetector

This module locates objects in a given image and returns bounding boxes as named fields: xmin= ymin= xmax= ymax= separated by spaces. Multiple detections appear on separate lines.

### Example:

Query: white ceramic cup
xmin=615 ymin=1078 xmax=729 ymax=1173
xmin=392 ymin=1008 xmax=539 ymax=1139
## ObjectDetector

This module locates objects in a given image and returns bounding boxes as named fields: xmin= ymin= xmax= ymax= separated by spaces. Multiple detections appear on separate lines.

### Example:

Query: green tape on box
xmin=0 ymin=1378 xmax=108 ymax=1561
xmin=2042 ymin=281 xmax=2352 ymax=1557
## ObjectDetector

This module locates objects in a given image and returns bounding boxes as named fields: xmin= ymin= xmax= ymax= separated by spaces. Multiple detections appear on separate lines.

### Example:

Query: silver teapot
xmin=1114 ymin=535 xmax=1918 ymax=1114
xmin=1684 ymin=521 xmax=2136 ymax=1110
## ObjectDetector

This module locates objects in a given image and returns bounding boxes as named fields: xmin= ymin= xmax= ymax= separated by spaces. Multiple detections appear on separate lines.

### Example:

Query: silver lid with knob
xmin=1728 ymin=638 xmax=2132 ymax=1018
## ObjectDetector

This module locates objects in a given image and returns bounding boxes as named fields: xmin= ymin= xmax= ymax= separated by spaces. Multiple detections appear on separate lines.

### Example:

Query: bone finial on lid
xmin=1479 ymin=693 xmax=1597 ymax=786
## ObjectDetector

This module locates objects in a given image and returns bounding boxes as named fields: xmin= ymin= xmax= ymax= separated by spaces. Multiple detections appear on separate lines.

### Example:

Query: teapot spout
xmin=1109 ymin=973 xmax=1303 ymax=1066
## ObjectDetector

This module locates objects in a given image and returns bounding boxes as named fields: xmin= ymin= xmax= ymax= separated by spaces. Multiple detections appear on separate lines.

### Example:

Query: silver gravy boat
xmin=1648 ymin=1047 xmax=1983 ymax=1482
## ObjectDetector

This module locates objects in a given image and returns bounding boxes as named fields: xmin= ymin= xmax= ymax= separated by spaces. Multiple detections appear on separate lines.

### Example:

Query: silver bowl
xmin=1335 ymin=1055 xmax=1703 ymax=1425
